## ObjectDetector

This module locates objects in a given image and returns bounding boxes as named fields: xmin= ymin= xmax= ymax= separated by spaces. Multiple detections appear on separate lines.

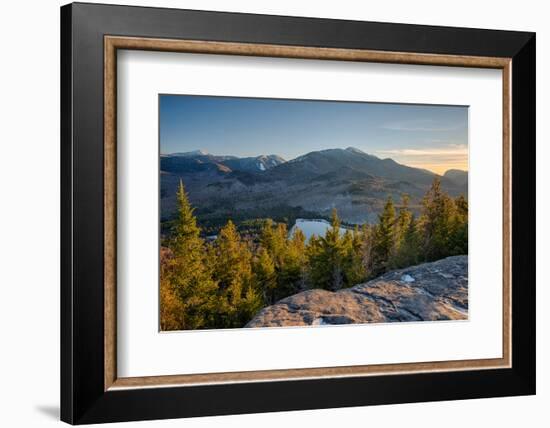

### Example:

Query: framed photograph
xmin=61 ymin=2 xmax=535 ymax=424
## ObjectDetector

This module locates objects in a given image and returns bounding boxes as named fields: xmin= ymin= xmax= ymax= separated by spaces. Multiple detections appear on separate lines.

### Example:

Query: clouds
xmin=381 ymin=119 xmax=465 ymax=132
xmin=375 ymin=144 xmax=468 ymax=175
xmin=377 ymin=143 xmax=467 ymax=157
xmin=160 ymin=95 xmax=468 ymax=175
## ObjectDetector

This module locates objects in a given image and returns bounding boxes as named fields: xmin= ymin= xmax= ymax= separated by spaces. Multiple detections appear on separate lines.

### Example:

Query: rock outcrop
xmin=245 ymin=256 xmax=468 ymax=328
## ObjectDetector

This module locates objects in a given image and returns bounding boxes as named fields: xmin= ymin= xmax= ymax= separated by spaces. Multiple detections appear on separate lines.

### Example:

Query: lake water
xmin=290 ymin=218 xmax=349 ymax=241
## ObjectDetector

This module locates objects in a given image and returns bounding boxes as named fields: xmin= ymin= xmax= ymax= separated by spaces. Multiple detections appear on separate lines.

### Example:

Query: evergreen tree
xmin=371 ymin=196 xmax=396 ymax=275
xmin=260 ymin=220 xmax=287 ymax=267
xmin=449 ymin=195 xmax=468 ymax=255
xmin=326 ymin=208 xmax=345 ymax=289
xmin=358 ymin=223 xmax=375 ymax=279
xmin=259 ymin=220 xmax=307 ymax=300
xmin=392 ymin=215 xmax=420 ymax=268
xmin=395 ymin=194 xmax=413 ymax=249
xmin=253 ymin=247 xmax=277 ymax=304
xmin=162 ymin=181 xmax=218 ymax=330
xmin=307 ymin=209 xmax=346 ymax=290
xmin=420 ymin=177 xmax=456 ymax=261
xmin=341 ymin=227 xmax=367 ymax=287
xmin=170 ymin=180 xmax=202 ymax=257
xmin=388 ymin=194 xmax=416 ymax=269
xmin=279 ymin=227 xmax=307 ymax=297
xmin=455 ymin=194 xmax=468 ymax=218
xmin=160 ymin=268 xmax=184 ymax=331
xmin=305 ymin=234 xmax=322 ymax=288
xmin=160 ymin=176 xmax=469 ymax=331
xmin=211 ymin=220 xmax=262 ymax=327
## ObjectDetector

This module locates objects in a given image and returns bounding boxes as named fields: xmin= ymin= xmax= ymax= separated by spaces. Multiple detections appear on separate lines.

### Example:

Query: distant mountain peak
xmin=170 ymin=149 xmax=209 ymax=157
xmin=162 ymin=151 xmax=286 ymax=174
xmin=345 ymin=146 xmax=366 ymax=155
xmin=257 ymin=154 xmax=286 ymax=162
xmin=443 ymin=169 xmax=468 ymax=186
xmin=250 ymin=154 xmax=286 ymax=171
xmin=345 ymin=147 xmax=381 ymax=160
xmin=444 ymin=168 xmax=467 ymax=174
xmin=161 ymin=146 xmax=468 ymax=226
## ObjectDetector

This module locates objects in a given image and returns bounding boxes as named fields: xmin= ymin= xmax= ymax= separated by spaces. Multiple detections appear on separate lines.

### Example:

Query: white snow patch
xmin=401 ymin=274 xmax=415 ymax=283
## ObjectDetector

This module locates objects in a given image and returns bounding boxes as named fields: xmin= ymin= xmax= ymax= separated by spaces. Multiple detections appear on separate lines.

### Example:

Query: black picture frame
xmin=61 ymin=2 xmax=535 ymax=424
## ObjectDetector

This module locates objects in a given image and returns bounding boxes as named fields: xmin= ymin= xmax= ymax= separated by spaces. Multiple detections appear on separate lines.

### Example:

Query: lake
xmin=289 ymin=218 xmax=349 ymax=241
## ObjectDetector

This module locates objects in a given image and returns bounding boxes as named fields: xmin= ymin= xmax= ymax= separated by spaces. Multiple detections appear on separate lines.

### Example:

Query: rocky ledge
xmin=245 ymin=255 xmax=468 ymax=328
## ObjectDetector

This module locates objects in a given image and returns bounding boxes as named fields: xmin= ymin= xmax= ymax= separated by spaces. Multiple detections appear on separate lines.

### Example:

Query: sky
xmin=159 ymin=95 xmax=468 ymax=174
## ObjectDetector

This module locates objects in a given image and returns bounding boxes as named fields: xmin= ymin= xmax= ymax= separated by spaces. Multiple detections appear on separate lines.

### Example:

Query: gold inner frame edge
xmin=104 ymin=36 xmax=512 ymax=391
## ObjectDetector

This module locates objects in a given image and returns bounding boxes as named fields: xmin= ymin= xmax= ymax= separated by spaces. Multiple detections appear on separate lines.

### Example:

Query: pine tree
xmin=395 ymin=194 xmax=413 ymax=249
xmin=162 ymin=181 xmax=218 ymax=330
xmin=211 ymin=220 xmax=262 ymax=327
xmin=170 ymin=180 xmax=202 ymax=257
xmin=160 ymin=247 xmax=182 ymax=330
xmin=260 ymin=219 xmax=287 ymax=267
xmin=305 ymin=234 xmax=322 ymax=288
xmin=290 ymin=227 xmax=306 ymax=254
xmin=393 ymin=215 xmax=420 ymax=268
xmin=449 ymin=195 xmax=468 ymax=255
xmin=358 ymin=223 xmax=375 ymax=279
xmin=371 ymin=196 xmax=396 ymax=275
xmin=420 ymin=177 xmax=457 ymax=261
xmin=292 ymin=228 xmax=309 ymax=291
xmin=160 ymin=268 xmax=184 ymax=331
xmin=162 ymin=175 xmax=468 ymax=330
xmin=455 ymin=194 xmax=468 ymax=218
xmin=307 ymin=209 xmax=346 ymax=290
xmin=388 ymin=194 xmax=417 ymax=269
xmin=341 ymin=227 xmax=367 ymax=287
xmin=253 ymin=247 xmax=277 ymax=304
xmin=259 ymin=220 xmax=307 ymax=300
xmin=279 ymin=227 xmax=307 ymax=296
xmin=327 ymin=208 xmax=346 ymax=289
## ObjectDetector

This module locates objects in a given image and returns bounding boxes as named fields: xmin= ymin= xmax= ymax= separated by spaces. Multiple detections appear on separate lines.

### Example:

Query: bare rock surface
xmin=245 ymin=256 xmax=468 ymax=328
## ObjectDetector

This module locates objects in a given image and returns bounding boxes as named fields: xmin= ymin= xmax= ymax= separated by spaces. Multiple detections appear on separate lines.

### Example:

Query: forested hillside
xmin=160 ymin=177 xmax=468 ymax=331
xmin=160 ymin=147 xmax=467 ymax=229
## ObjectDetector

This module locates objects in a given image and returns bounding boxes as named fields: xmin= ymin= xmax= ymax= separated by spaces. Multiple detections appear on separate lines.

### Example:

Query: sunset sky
xmin=160 ymin=95 xmax=468 ymax=175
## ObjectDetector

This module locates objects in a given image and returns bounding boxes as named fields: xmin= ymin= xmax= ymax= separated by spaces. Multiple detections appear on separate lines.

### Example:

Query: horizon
xmin=161 ymin=147 xmax=468 ymax=175
xmin=160 ymin=95 xmax=468 ymax=175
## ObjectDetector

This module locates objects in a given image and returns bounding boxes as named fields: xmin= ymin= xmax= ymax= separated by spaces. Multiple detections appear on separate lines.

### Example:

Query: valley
xmin=160 ymin=147 xmax=467 ymax=235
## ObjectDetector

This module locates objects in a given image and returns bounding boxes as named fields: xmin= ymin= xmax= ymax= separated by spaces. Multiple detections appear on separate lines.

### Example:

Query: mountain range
xmin=160 ymin=147 xmax=467 ymax=229
xmin=443 ymin=169 xmax=468 ymax=187
xmin=162 ymin=150 xmax=285 ymax=174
